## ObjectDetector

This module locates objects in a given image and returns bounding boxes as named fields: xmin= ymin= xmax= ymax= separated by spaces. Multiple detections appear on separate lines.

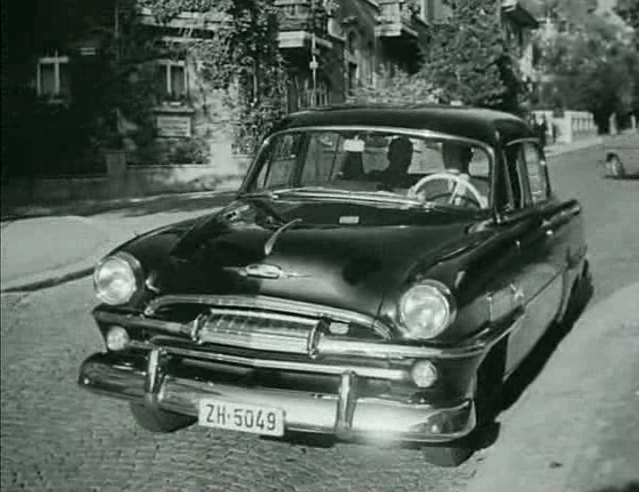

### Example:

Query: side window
xmin=503 ymin=144 xmax=529 ymax=210
xmin=522 ymin=142 xmax=550 ymax=204
xmin=258 ymin=134 xmax=301 ymax=189
xmin=300 ymin=133 xmax=338 ymax=184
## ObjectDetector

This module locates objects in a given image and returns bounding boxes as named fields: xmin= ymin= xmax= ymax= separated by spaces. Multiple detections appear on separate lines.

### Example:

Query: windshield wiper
xmin=241 ymin=186 xmax=440 ymax=210
xmin=276 ymin=187 xmax=436 ymax=208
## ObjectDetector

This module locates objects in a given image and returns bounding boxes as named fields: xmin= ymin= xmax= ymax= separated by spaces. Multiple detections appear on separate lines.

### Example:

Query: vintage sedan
xmin=603 ymin=130 xmax=639 ymax=178
xmin=78 ymin=105 xmax=591 ymax=466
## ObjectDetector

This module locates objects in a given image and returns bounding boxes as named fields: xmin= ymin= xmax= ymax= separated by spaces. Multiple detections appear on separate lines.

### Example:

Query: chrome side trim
xmin=141 ymin=294 xmax=392 ymax=339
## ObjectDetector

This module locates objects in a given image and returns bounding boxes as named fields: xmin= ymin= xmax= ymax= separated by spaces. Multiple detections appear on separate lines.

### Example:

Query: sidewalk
xmin=0 ymin=188 xmax=237 ymax=292
xmin=467 ymin=281 xmax=639 ymax=492
xmin=545 ymin=135 xmax=604 ymax=157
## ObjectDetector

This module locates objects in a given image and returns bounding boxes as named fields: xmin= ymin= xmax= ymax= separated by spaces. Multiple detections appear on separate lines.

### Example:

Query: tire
xmin=475 ymin=341 xmax=506 ymax=426
xmin=129 ymin=403 xmax=196 ymax=433
xmin=422 ymin=344 xmax=506 ymax=467
xmin=561 ymin=260 xmax=593 ymax=328
xmin=608 ymin=155 xmax=626 ymax=178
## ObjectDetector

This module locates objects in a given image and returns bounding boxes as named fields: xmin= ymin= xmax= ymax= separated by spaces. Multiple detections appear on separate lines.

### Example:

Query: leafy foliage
xmin=616 ymin=0 xmax=639 ymax=49
xmin=539 ymin=14 xmax=639 ymax=131
xmin=138 ymin=0 xmax=286 ymax=155
xmin=349 ymin=68 xmax=436 ymax=105
xmin=418 ymin=0 xmax=524 ymax=112
xmin=351 ymin=0 xmax=528 ymax=113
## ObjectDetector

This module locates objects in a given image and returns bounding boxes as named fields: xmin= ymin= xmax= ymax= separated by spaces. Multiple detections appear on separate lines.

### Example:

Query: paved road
xmin=2 ymin=147 xmax=638 ymax=491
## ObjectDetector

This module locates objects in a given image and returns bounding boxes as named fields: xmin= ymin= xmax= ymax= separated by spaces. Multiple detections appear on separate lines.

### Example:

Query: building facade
xmin=2 ymin=0 xmax=541 ymax=179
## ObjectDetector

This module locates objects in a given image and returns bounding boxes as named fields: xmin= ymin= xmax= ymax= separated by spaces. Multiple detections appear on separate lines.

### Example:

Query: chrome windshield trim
xmin=241 ymin=125 xmax=496 ymax=202
xmin=141 ymin=294 xmax=393 ymax=339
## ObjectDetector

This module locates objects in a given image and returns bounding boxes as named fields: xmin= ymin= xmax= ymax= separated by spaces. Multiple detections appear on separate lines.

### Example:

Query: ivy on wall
xmin=136 ymin=0 xmax=287 ymax=156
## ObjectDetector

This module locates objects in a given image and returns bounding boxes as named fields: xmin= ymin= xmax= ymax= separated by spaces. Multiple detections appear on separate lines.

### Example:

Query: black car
xmin=79 ymin=104 xmax=592 ymax=466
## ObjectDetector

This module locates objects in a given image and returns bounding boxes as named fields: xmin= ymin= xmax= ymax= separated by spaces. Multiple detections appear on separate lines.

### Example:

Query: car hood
xmin=122 ymin=196 xmax=488 ymax=321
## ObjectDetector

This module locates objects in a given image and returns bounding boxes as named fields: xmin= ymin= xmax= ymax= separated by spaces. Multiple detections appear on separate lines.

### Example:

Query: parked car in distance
xmin=78 ymin=104 xmax=592 ymax=467
xmin=603 ymin=130 xmax=639 ymax=178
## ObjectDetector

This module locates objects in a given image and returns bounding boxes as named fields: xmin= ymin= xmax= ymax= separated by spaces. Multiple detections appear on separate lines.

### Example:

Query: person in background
xmin=539 ymin=116 xmax=548 ymax=148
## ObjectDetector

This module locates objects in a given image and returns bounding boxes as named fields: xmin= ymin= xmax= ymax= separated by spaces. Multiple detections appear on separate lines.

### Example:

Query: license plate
xmin=198 ymin=399 xmax=285 ymax=437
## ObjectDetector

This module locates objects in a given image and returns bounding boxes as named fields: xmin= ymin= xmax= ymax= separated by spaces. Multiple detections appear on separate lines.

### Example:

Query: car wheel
xmin=129 ymin=403 xmax=196 ymax=433
xmin=608 ymin=155 xmax=626 ymax=178
xmin=422 ymin=343 xmax=506 ymax=468
xmin=561 ymin=260 xmax=593 ymax=329
xmin=475 ymin=341 xmax=506 ymax=425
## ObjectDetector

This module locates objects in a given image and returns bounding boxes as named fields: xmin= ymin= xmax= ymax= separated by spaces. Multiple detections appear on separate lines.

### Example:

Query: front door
xmin=501 ymin=141 xmax=564 ymax=376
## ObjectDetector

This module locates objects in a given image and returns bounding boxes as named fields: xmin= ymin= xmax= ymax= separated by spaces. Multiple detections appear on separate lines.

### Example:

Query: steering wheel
xmin=408 ymin=172 xmax=486 ymax=208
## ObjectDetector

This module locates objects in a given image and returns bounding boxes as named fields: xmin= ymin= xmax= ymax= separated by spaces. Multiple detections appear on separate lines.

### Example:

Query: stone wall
xmin=533 ymin=110 xmax=598 ymax=144
xmin=1 ymin=157 xmax=249 ymax=207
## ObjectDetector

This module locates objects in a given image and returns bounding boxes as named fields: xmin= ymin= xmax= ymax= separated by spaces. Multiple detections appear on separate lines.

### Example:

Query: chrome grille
xmin=198 ymin=309 xmax=316 ymax=354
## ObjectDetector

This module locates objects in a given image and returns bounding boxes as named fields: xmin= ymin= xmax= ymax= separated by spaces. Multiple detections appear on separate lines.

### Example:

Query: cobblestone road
xmin=2 ymin=147 xmax=638 ymax=491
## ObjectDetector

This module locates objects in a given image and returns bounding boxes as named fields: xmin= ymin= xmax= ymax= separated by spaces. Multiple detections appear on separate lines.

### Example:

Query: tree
xmin=616 ymin=0 xmax=639 ymax=36
xmin=418 ymin=0 xmax=526 ymax=113
xmin=349 ymin=67 xmax=437 ymax=105
xmin=616 ymin=0 xmax=639 ymax=119
xmin=540 ymin=15 xmax=638 ymax=132
xmin=129 ymin=0 xmax=287 ymax=155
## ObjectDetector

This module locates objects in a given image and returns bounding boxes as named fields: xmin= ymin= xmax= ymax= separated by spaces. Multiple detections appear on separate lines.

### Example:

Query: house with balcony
xmin=2 ymin=0 xmax=544 ymax=193
xmin=275 ymin=0 xmax=433 ymax=112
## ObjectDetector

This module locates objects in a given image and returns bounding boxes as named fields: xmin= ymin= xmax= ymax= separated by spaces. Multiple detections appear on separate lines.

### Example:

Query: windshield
xmin=246 ymin=129 xmax=492 ymax=210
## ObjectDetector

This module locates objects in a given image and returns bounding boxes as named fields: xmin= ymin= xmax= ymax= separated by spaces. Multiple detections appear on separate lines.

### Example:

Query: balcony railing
xmin=275 ymin=0 xmax=328 ymax=37
xmin=377 ymin=0 xmax=423 ymax=38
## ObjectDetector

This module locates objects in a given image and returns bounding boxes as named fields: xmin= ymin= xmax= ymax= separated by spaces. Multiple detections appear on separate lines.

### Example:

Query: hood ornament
xmin=223 ymin=263 xmax=309 ymax=280
xmin=264 ymin=218 xmax=302 ymax=257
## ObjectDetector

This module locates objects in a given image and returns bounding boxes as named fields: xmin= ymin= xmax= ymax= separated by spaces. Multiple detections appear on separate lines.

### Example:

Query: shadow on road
xmin=593 ymin=482 xmax=639 ymax=492
xmin=604 ymin=174 xmax=639 ymax=180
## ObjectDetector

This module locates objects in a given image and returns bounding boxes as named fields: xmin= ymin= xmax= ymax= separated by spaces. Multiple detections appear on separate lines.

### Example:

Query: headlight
xmin=93 ymin=253 xmax=142 ymax=305
xmin=398 ymin=280 xmax=456 ymax=340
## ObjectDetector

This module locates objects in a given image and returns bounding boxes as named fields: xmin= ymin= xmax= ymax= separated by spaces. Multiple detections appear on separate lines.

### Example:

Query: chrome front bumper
xmin=78 ymin=350 xmax=476 ymax=443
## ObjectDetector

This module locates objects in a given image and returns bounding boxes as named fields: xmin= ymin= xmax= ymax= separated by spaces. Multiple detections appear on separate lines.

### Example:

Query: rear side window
xmin=522 ymin=142 xmax=549 ymax=204
xmin=504 ymin=141 xmax=549 ymax=211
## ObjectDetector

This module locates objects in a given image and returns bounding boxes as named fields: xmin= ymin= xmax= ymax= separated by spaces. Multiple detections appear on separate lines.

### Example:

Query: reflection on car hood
xmin=121 ymin=197 xmax=487 ymax=321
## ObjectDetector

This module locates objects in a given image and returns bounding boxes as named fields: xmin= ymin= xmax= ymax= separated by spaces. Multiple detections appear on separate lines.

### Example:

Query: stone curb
xmin=0 ymin=265 xmax=95 ymax=293
xmin=0 ymin=235 xmax=122 ymax=293
xmin=0 ymin=180 xmax=241 ymax=222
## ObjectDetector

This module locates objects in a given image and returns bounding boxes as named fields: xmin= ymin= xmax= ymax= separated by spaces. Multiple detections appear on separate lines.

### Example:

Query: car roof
xmin=271 ymin=104 xmax=536 ymax=146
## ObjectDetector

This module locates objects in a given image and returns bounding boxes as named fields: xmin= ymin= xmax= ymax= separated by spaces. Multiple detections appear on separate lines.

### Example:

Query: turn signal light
xmin=411 ymin=360 xmax=438 ymax=388
xmin=106 ymin=326 xmax=130 ymax=351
